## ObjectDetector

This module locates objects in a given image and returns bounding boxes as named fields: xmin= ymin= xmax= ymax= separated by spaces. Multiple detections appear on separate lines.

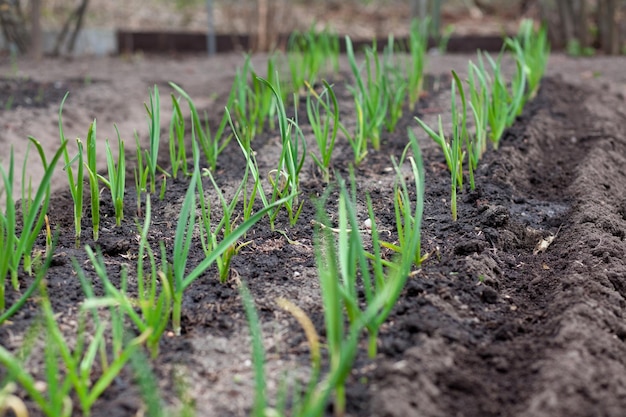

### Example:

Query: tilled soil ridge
xmin=367 ymin=76 xmax=626 ymax=416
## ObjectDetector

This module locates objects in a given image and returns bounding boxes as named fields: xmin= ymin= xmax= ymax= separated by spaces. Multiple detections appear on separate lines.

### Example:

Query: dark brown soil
xmin=0 ymin=77 xmax=92 ymax=110
xmin=364 ymin=76 xmax=626 ymax=417
xmin=2 ymin=55 xmax=626 ymax=417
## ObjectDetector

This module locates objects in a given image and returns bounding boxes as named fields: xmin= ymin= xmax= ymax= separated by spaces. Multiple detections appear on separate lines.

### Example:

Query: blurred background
xmin=0 ymin=0 xmax=624 ymax=57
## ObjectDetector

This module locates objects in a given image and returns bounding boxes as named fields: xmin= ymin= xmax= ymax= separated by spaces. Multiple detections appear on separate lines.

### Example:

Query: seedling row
xmin=0 ymin=19 xmax=548 ymax=417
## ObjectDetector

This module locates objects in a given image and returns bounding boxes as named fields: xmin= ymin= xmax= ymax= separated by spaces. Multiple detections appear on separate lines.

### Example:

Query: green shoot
xmin=0 ymin=280 xmax=150 ymax=417
xmin=414 ymin=75 xmax=464 ymax=220
xmin=76 ymin=196 xmax=171 ymax=358
xmin=135 ymin=195 xmax=172 ymax=356
xmin=258 ymin=75 xmax=306 ymax=227
xmin=407 ymin=18 xmax=429 ymax=111
xmin=312 ymin=161 xmax=424 ymax=415
xmin=451 ymin=70 xmax=475 ymax=190
xmin=168 ymin=93 xmax=189 ymax=178
xmin=383 ymin=130 xmax=427 ymax=267
xmin=331 ymin=157 xmax=422 ymax=359
xmin=78 ymin=246 xmax=170 ymax=359
xmin=170 ymin=141 xmax=291 ymax=335
xmin=197 ymin=167 xmax=250 ymax=283
xmin=0 ymin=139 xmax=66 ymax=307
xmin=382 ymin=35 xmax=408 ymax=133
xmin=239 ymin=280 xmax=267 ymax=416
xmin=312 ymin=205 xmax=347 ymax=416
xmin=286 ymin=42 xmax=307 ymax=98
xmin=0 ymin=231 xmax=57 ymax=325
xmin=170 ymin=82 xmax=233 ymax=172
xmin=170 ymin=152 xmax=198 ymax=336
xmin=133 ymin=132 xmax=150 ymax=217
xmin=251 ymin=54 xmax=281 ymax=133
xmin=57 ymin=93 xmax=83 ymax=246
xmin=365 ymin=135 xmax=425 ymax=351
xmin=507 ymin=18 xmax=549 ymax=101
xmin=98 ymin=126 xmax=126 ymax=226
xmin=46 ymin=283 xmax=150 ymax=416
xmin=128 ymin=345 xmax=165 ymax=417
xmin=305 ymin=80 xmax=339 ymax=183
xmin=129 ymin=347 xmax=197 ymax=417
xmin=241 ymin=293 xmax=324 ymax=417
xmin=159 ymin=171 xmax=168 ymax=200
xmin=466 ymin=60 xmax=489 ymax=160
xmin=346 ymin=36 xmax=388 ymax=151
xmin=81 ymin=120 xmax=100 ymax=241
xmin=506 ymin=53 xmax=529 ymax=125
xmin=145 ymin=85 xmax=161 ymax=194
xmin=241 ymin=173 xmax=425 ymax=416
xmin=334 ymin=172 xmax=385 ymax=358
xmin=18 ymin=145 xmax=33 ymax=256
xmin=3 ymin=95 xmax=14 ymax=111
xmin=341 ymin=96 xmax=368 ymax=165
xmin=230 ymin=56 xmax=257 ymax=146
xmin=480 ymin=52 xmax=508 ymax=148
xmin=227 ymin=55 xmax=279 ymax=146
xmin=0 ymin=336 xmax=73 ymax=417
xmin=480 ymin=51 xmax=526 ymax=148
xmin=228 ymin=107 xmax=271 ymax=226
xmin=286 ymin=23 xmax=340 ymax=93
xmin=438 ymin=24 xmax=455 ymax=54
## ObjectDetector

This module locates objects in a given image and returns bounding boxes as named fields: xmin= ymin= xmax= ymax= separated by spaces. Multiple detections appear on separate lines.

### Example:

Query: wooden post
xmin=30 ymin=0 xmax=42 ymax=60
xmin=432 ymin=0 xmax=441 ymax=38
xmin=257 ymin=0 xmax=268 ymax=51
xmin=206 ymin=0 xmax=216 ymax=55
xmin=410 ymin=0 xmax=428 ymax=20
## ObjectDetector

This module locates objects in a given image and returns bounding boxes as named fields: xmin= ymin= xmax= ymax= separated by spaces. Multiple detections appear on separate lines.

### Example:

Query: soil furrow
xmin=365 ymin=77 xmax=626 ymax=417
xmin=513 ymin=80 xmax=626 ymax=417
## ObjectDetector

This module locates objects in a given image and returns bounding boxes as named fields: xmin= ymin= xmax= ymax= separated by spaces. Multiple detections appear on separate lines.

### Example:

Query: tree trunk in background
xmin=550 ymin=0 xmax=621 ymax=55
xmin=575 ymin=0 xmax=588 ymax=49
xmin=597 ymin=0 xmax=605 ymax=50
xmin=0 ymin=0 xmax=29 ymax=53
xmin=256 ymin=0 xmax=268 ymax=51
xmin=67 ymin=0 xmax=89 ymax=53
xmin=556 ymin=0 xmax=575 ymax=47
xmin=52 ymin=0 xmax=89 ymax=56
xmin=29 ymin=0 xmax=42 ymax=60
xmin=598 ymin=0 xmax=619 ymax=54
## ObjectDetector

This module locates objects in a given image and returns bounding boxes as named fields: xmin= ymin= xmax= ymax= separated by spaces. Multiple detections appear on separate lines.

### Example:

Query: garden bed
xmin=1 ymin=49 xmax=626 ymax=417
